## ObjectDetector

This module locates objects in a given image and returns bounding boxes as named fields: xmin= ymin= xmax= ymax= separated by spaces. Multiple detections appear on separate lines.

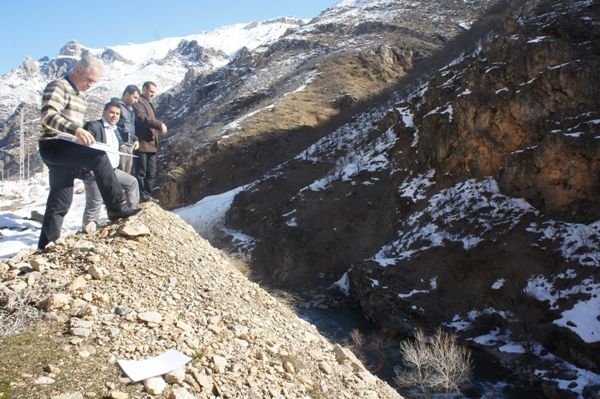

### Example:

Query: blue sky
xmin=0 ymin=0 xmax=337 ymax=75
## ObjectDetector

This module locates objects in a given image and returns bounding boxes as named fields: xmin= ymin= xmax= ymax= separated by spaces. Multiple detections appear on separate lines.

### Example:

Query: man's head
xmin=69 ymin=54 xmax=104 ymax=92
xmin=141 ymin=81 xmax=157 ymax=100
xmin=102 ymin=102 xmax=121 ymax=127
xmin=122 ymin=84 xmax=141 ymax=106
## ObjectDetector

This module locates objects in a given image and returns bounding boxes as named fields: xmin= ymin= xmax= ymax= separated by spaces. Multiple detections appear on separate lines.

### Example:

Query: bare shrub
xmin=0 ymin=290 xmax=42 ymax=340
xmin=395 ymin=328 xmax=472 ymax=398
xmin=350 ymin=328 xmax=366 ymax=348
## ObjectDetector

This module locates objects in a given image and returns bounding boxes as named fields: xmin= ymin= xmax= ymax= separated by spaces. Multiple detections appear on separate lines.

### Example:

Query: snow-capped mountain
xmin=0 ymin=17 xmax=305 ymax=178
xmin=0 ymin=17 xmax=305 ymax=121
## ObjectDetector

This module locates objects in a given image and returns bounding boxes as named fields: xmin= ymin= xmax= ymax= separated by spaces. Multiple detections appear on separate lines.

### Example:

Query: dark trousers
xmin=38 ymin=140 xmax=126 ymax=249
xmin=132 ymin=151 xmax=157 ymax=199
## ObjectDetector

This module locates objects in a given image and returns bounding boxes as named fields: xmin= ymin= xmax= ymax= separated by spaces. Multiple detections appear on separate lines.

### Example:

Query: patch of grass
xmin=0 ymin=321 xmax=128 ymax=399
xmin=0 ymin=379 xmax=12 ymax=398
xmin=192 ymin=347 xmax=209 ymax=364
xmin=308 ymin=384 xmax=327 ymax=399
xmin=279 ymin=353 xmax=305 ymax=373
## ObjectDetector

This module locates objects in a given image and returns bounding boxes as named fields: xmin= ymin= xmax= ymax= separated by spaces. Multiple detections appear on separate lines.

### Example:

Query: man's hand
xmin=133 ymin=141 xmax=139 ymax=151
xmin=160 ymin=123 xmax=168 ymax=135
xmin=74 ymin=127 xmax=96 ymax=146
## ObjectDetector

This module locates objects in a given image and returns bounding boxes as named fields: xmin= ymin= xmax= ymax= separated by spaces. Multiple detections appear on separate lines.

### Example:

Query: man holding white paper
xmin=81 ymin=102 xmax=140 ymax=230
xmin=38 ymin=54 xmax=141 ymax=249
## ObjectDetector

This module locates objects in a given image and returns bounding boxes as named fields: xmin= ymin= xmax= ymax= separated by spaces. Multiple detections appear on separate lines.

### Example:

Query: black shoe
xmin=107 ymin=203 xmax=142 ymax=221
xmin=141 ymin=196 xmax=160 ymax=204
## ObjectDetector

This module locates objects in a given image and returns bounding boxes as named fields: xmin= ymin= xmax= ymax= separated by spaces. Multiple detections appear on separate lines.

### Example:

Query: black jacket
xmin=84 ymin=119 xmax=124 ymax=147
xmin=76 ymin=119 xmax=123 ymax=179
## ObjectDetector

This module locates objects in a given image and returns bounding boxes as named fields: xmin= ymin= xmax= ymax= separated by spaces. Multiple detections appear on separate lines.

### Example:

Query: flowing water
xmin=295 ymin=299 xmax=545 ymax=399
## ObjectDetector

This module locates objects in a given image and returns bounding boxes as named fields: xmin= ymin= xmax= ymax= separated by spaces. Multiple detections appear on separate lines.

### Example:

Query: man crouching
xmin=82 ymin=102 xmax=140 ymax=231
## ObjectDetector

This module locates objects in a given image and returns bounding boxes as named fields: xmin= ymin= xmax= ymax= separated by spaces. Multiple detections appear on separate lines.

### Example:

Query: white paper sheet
xmin=117 ymin=349 xmax=192 ymax=382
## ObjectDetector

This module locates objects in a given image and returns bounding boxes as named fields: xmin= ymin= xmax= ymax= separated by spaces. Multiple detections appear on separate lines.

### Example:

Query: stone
xmin=333 ymin=344 xmax=352 ymax=364
xmin=143 ymin=376 xmax=167 ymax=396
xmin=164 ymin=367 xmax=186 ymax=384
xmin=26 ymin=271 xmax=43 ymax=286
xmin=4 ymin=269 xmax=19 ymax=280
xmin=69 ymin=275 xmax=87 ymax=291
xmin=71 ymin=318 xmax=94 ymax=329
xmin=9 ymin=280 xmax=27 ymax=292
xmin=120 ymin=221 xmax=150 ymax=237
xmin=283 ymin=360 xmax=296 ymax=374
xmin=87 ymin=265 xmax=106 ymax=280
xmin=106 ymin=391 xmax=128 ymax=399
xmin=50 ymin=393 xmax=84 ymax=399
xmin=359 ymin=370 xmax=377 ymax=386
xmin=168 ymin=387 xmax=195 ymax=399
xmin=78 ymin=350 xmax=91 ymax=358
xmin=43 ymin=293 xmax=71 ymax=310
xmin=318 ymin=361 xmax=332 ymax=375
xmin=175 ymin=320 xmax=193 ymax=332
xmin=0 ymin=262 xmax=8 ymax=276
xmin=138 ymin=311 xmax=162 ymax=324
xmin=76 ymin=304 xmax=98 ymax=318
xmin=114 ymin=306 xmax=132 ymax=316
xmin=184 ymin=374 xmax=202 ymax=392
xmin=34 ymin=376 xmax=55 ymax=385
xmin=44 ymin=364 xmax=61 ymax=374
xmin=30 ymin=257 xmax=48 ymax=272
xmin=212 ymin=355 xmax=227 ymax=373
xmin=192 ymin=371 xmax=213 ymax=390
xmin=72 ymin=240 xmax=96 ymax=252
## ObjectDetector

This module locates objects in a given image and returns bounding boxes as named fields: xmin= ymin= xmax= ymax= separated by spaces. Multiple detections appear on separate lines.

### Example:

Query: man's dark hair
xmin=142 ymin=81 xmax=156 ymax=89
xmin=123 ymin=84 xmax=140 ymax=96
xmin=104 ymin=101 xmax=122 ymax=111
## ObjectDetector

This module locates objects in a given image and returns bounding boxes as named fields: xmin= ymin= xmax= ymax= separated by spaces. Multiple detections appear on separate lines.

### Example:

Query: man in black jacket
xmin=81 ymin=102 xmax=140 ymax=230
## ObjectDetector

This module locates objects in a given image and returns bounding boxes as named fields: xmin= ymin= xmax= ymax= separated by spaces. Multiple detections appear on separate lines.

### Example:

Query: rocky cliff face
xmin=0 ymin=204 xmax=400 ymax=399
xmin=155 ymin=0 xmax=495 ymax=207
xmin=222 ymin=0 xmax=600 ymax=396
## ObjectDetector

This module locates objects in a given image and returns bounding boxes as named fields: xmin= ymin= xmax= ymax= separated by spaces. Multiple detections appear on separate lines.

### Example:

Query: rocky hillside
xmin=0 ymin=203 xmax=400 ymax=399
xmin=155 ymin=0 xmax=496 ymax=207
xmin=220 ymin=0 xmax=600 ymax=397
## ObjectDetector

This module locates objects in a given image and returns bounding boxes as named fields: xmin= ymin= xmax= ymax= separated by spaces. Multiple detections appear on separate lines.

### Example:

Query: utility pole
xmin=19 ymin=110 xmax=25 ymax=181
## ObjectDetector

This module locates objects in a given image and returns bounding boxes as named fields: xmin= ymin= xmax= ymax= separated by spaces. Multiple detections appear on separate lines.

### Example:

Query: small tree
xmin=395 ymin=328 xmax=472 ymax=398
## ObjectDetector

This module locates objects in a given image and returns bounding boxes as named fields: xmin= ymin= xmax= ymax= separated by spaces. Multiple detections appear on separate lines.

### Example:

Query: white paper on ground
xmin=117 ymin=349 xmax=192 ymax=382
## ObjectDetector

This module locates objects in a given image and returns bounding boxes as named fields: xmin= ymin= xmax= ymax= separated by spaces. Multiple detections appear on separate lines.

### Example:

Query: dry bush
xmin=395 ymin=328 xmax=473 ymax=398
xmin=0 ymin=290 xmax=42 ymax=340
xmin=350 ymin=328 xmax=366 ymax=349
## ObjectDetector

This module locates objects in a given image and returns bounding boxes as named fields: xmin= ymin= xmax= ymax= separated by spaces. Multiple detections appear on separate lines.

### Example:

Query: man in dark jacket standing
xmin=111 ymin=84 xmax=140 ymax=174
xmin=132 ymin=81 xmax=167 ymax=203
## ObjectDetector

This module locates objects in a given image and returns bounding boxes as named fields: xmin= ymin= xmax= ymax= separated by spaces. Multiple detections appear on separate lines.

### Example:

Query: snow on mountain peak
xmin=0 ymin=18 xmax=304 ymax=121
xmin=103 ymin=18 xmax=303 ymax=66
